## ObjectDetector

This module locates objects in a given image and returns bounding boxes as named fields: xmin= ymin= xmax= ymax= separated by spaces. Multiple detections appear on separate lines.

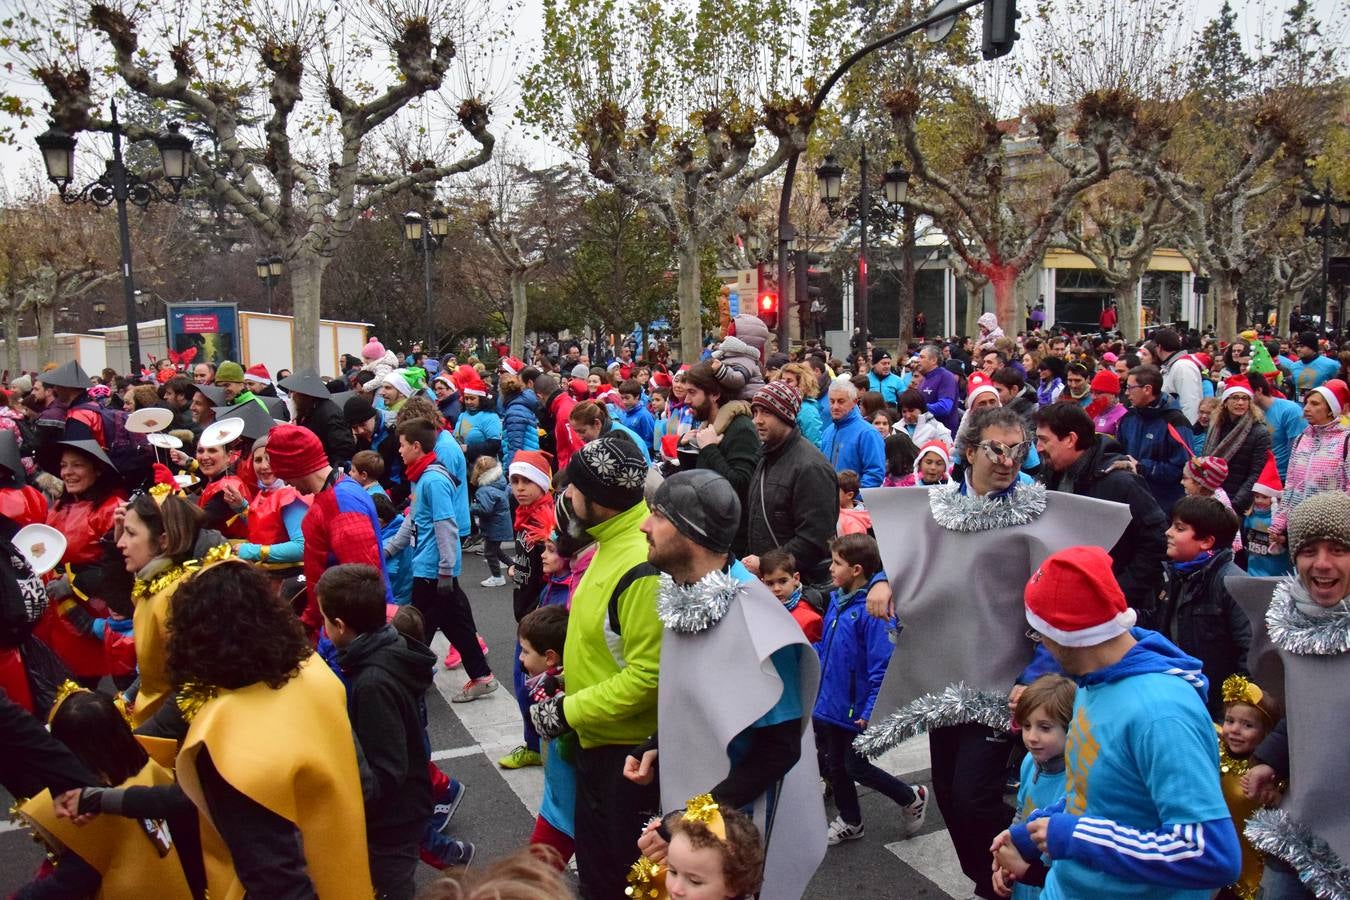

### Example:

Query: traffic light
xmin=981 ymin=0 xmax=1019 ymax=60
xmin=758 ymin=292 xmax=778 ymax=330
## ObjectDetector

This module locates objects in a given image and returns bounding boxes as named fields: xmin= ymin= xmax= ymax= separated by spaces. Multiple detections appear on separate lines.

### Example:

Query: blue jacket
xmin=381 ymin=514 xmax=414 ymax=603
xmin=434 ymin=430 xmax=471 ymax=538
xmin=812 ymin=572 xmax=895 ymax=731
xmin=501 ymin=390 xmax=541 ymax=470
xmin=620 ymin=403 xmax=656 ymax=448
xmin=867 ymin=370 xmax=906 ymax=406
xmin=796 ymin=400 xmax=824 ymax=446
xmin=1116 ymin=397 xmax=1193 ymax=516
xmin=471 ymin=468 xmax=514 ymax=542
xmin=454 ymin=407 xmax=503 ymax=463
xmin=1010 ymin=630 xmax=1240 ymax=900
xmin=818 ymin=406 xmax=886 ymax=487
xmin=1261 ymin=397 xmax=1307 ymax=479
xmin=918 ymin=364 xmax=962 ymax=433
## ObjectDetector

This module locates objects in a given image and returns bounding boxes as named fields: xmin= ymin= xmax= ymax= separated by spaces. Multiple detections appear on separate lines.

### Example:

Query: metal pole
xmin=1320 ymin=181 xmax=1331 ymax=330
xmin=423 ymin=235 xmax=434 ymax=352
xmin=109 ymin=101 xmax=142 ymax=376
xmin=859 ymin=146 xmax=870 ymax=339
xmin=266 ymin=278 xmax=274 ymax=315
xmin=773 ymin=0 xmax=986 ymax=355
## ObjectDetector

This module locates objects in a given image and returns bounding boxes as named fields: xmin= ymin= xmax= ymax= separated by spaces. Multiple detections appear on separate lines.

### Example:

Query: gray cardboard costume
xmin=856 ymin=482 xmax=1130 ymax=755
xmin=1231 ymin=575 xmax=1350 ymax=899
xmin=655 ymin=568 xmax=826 ymax=900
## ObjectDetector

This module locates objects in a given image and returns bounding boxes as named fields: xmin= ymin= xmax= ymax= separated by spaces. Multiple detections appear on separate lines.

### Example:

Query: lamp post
xmin=35 ymin=101 xmax=192 ymax=375
xmin=1300 ymin=180 xmax=1350 ymax=332
xmin=404 ymin=207 xmax=451 ymax=351
xmin=92 ymin=298 xmax=107 ymax=326
xmin=815 ymin=149 xmax=909 ymax=338
xmin=256 ymin=254 xmax=285 ymax=314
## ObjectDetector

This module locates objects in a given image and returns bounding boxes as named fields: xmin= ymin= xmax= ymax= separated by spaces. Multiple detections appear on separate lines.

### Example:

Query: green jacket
xmin=561 ymin=500 xmax=662 ymax=748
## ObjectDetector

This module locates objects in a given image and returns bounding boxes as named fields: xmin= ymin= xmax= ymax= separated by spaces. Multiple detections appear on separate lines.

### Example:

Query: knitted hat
xmin=913 ymin=439 xmax=951 ymax=473
xmin=9 ymin=374 xmax=32 ymax=394
xmin=1186 ymin=456 xmax=1229 ymax=491
xmin=1102 ymin=352 xmax=1118 ymax=364
xmin=1309 ymin=379 xmax=1350 ymax=417
xmin=1090 ymin=370 xmax=1120 ymax=394
xmin=571 ymin=364 xmax=590 ymax=380
xmin=1287 ymin=491 xmax=1350 ymax=557
xmin=1024 ymin=546 xmax=1136 ymax=647
xmin=264 ymin=425 xmax=329 ymax=480
xmin=1221 ymin=375 xmax=1252 ymax=403
xmin=362 ymin=339 xmax=386 ymax=361
xmin=568 ymin=378 xmax=590 ymax=400
xmin=750 ymin=380 xmax=801 ymax=424
xmin=343 ymin=395 xmax=378 ymax=427
xmin=649 ymin=470 xmax=742 ymax=554
xmin=244 ymin=364 xmax=271 ymax=385
xmin=1252 ymin=453 xmax=1283 ymax=499
xmin=509 ymin=450 xmax=553 ymax=493
xmin=564 ymin=435 xmax=648 ymax=511
xmin=215 ymin=361 xmax=245 ymax=384
xmin=1296 ymin=331 xmax=1319 ymax=351
xmin=872 ymin=347 xmax=891 ymax=365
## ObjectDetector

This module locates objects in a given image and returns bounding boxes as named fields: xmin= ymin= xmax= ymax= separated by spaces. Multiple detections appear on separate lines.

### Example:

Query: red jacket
xmin=198 ymin=473 xmax=254 ymax=540
xmin=0 ymin=485 xmax=47 ymax=527
xmin=548 ymin=391 xmax=581 ymax=471
xmin=37 ymin=493 xmax=123 ymax=678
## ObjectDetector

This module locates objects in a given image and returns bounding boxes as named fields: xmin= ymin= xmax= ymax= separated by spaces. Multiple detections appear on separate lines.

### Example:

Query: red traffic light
xmin=759 ymin=292 xmax=777 ymax=312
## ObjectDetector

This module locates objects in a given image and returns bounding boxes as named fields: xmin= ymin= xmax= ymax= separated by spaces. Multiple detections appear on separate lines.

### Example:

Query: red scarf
xmin=405 ymin=451 xmax=438 ymax=484
xmin=514 ymin=492 xmax=555 ymax=547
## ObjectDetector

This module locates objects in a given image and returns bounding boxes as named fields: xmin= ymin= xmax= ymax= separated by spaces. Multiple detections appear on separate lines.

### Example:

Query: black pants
xmin=574 ymin=743 xmax=661 ymax=900
xmin=411 ymin=577 xmax=491 ymax=680
xmin=928 ymin=723 xmax=1014 ymax=900
xmin=369 ymin=836 xmax=418 ymax=900
xmin=818 ymin=721 xmax=916 ymax=825
xmin=484 ymin=541 xmax=513 ymax=577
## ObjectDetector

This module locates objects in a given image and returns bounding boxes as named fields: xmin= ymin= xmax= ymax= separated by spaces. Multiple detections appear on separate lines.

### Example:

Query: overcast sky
xmin=0 ymin=0 xmax=1343 ymax=195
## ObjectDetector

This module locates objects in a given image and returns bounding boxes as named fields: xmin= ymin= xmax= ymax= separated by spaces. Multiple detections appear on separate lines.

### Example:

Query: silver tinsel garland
xmin=657 ymin=570 xmax=739 ymax=634
xmin=928 ymin=482 xmax=1048 ymax=533
xmin=1246 ymin=808 xmax=1350 ymax=899
xmin=1266 ymin=577 xmax=1350 ymax=656
xmin=853 ymin=683 xmax=1012 ymax=758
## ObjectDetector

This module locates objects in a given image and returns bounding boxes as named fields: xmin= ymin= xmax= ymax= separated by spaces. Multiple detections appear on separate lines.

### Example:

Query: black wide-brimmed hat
xmin=37 ymin=438 xmax=120 ymax=483
xmin=212 ymin=401 xmax=278 ymax=442
xmin=278 ymin=370 xmax=330 ymax=399
xmin=41 ymin=360 xmax=92 ymax=390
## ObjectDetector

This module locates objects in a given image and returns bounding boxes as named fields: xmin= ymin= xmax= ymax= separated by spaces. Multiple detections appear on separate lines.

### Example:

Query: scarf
xmin=1204 ymin=412 xmax=1255 ymax=461
xmin=1036 ymin=377 xmax=1063 ymax=406
xmin=1067 ymin=382 xmax=1089 ymax=402
xmin=514 ymin=492 xmax=556 ymax=547
xmin=784 ymin=586 xmax=802 ymax=613
xmin=1172 ymin=550 xmax=1215 ymax=575
xmin=404 ymin=452 xmax=437 ymax=484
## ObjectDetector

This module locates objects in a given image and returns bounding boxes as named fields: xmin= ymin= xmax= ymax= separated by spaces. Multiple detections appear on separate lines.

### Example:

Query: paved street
xmin=0 ymin=549 xmax=980 ymax=897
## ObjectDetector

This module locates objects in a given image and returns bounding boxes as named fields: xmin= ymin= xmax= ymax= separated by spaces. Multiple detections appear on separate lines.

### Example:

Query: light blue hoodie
xmin=1010 ymin=630 xmax=1239 ymax=900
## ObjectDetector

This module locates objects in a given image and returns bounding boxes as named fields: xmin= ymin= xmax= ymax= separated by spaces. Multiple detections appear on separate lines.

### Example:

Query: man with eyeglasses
xmin=1034 ymin=402 xmax=1169 ymax=627
xmin=1116 ymin=364 xmax=1194 ymax=516
xmin=858 ymin=406 xmax=1129 ymax=898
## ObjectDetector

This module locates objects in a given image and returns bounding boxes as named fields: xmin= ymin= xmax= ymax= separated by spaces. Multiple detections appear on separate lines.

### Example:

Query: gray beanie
xmin=9 ymin=374 xmax=32 ymax=394
xmin=649 ymin=469 xmax=742 ymax=554
xmin=571 ymin=364 xmax=589 ymax=380
xmin=1287 ymin=491 xmax=1350 ymax=558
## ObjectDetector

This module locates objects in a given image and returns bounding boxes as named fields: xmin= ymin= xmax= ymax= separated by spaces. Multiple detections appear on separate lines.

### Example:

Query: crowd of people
xmin=0 ymin=315 xmax=1347 ymax=900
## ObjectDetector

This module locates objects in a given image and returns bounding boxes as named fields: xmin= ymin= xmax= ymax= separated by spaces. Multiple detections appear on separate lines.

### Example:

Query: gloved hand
xmin=530 ymin=695 xmax=571 ymax=739
xmin=62 ymin=603 xmax=97 ymax=636
xmin=46 ymin=577 xmax=74 ymax=601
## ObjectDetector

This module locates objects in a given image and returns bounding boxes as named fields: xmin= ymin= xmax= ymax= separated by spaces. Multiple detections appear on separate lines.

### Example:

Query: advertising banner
xmin=165 ymin=302 xmax=239 ymax=367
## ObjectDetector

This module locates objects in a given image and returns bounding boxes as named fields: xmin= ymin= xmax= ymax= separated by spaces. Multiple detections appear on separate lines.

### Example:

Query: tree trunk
xmin=288 ymin=249 xmax=329 ymax=373
xmin=1115 ymin=281 xmax=1142 ymax=342
xmin=1214 ymin=272 xmax=1238 ymax=339
xmin=899 ymin=209 xmax=916 ymax=346
xmin=964 ymin=281 xmax=983 ymax=338
xmin=2 ymin=302 xmax=19 ymax=377
xmin=676 ymin=243 xmax=702 ymax=363
xmin=988 ymin=264 xmax=1018 ymax=334
xmin=509 ymin=270 xmax=528 ymax=359
xmin=35 ymin=302 xmax=55 ymax=367
xmin=1276 ymin=289 xmax=1297 ymax=338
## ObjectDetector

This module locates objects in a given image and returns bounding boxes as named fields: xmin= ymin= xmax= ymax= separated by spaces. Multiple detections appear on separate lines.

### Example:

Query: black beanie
xmin=565 ymin=435 xmax=649 ymax=511
xmin=344 ymin=395 xmax=377 ymax=427
xmin=649 ymin=470 xmax=741 ymax=554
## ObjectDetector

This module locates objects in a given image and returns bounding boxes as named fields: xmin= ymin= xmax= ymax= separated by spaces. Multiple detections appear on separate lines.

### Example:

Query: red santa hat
xmin=1024 ymin=546 xmax=1136 ymax=647
xmin=1252 ymin=452 xmax=1283 ymax=499
xmin=499 ymin=356 xmax=525 ymax=377
xmin=461 ymin=374 xmax=488 ymax=398
xmin=245 ymin=363 xmax=271 ymax=385
xmin=1309 ymin=378 xmax=1350 ymax=418
xmin=508 ymin=450 xmax=553 ymax=493
xmin=650 ymin=371 xmax=673 ymax=389
xmin=967 ymin=371 xmax=992 ymax=391
xmin=913 ymin=440 xmax=951 ymax=473
xmin=1220 ymin=375 xmax=1252 ymax=403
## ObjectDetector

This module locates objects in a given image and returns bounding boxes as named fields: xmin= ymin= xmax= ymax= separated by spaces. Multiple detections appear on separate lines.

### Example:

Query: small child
xmin=993 ymin=674 xmax=1076 ymax=898
xmin=649 ymin=387 xmax=672 ymax=455
xmin=1161 ymin=496 xmax=1246 ymax=722
xmin=351 ymin=449 xmax=388 ymax=496
xmin=1240 ymin=457 xmax=1291 ymax=576
xmin=835 ymin=470 xmax=872 ymax=535
xmin=372 ymin=493 xmax=413 ymax=605
xmin=1216 ymin=675 xmax=1280 ymax=900
xmin=758 ymin=547 xmax=823 ymax=642
xmin=1181 ymin=455 xmax=1235 ymax=512
xmin=317 ymin=563 xmax=444 ymax=895
xmin=663 ymin=800 xmax=766 ymax=900
xmin=895 ymin=440 xmax=950 ymax=488
xmin=814 ymin=533 xmax=926 ymax=846
xmin=711 ymin=336 xmax=766 ymax=400
xmin=538 ymin=534 xmax=573 ymax=611
xmin=470 ymin=455 xmax=513 ymax=588
xmin=518 ymin=604 xmax=578 ymax=869
xmin=1191 ymin=398 xmax=1221 ymax=455
xmin=618 ymin=379 xmax=656 ymax=448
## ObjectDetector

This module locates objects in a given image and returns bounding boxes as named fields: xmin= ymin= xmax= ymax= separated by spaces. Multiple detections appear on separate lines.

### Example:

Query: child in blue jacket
xmin=372 ymin=493 xmax=413 ymax=604
xmin=470 ymin=457 xmax=514 ymax=587
xmin=814 ymin=533 xmax=927 ymax=847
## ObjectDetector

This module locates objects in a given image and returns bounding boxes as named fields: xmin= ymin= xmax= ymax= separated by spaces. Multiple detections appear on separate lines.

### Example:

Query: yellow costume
xmin=1217 ymin=675 xmax=1274 ymax=900
xmin=176 ymin=654 xmax=374 ymax=900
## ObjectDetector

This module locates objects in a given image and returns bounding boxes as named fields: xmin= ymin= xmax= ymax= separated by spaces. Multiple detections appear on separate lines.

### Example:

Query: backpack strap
xmin=607 ymin=562 xmax=660 ymax=637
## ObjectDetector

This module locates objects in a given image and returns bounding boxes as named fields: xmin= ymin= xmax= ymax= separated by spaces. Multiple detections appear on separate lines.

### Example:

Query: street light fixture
xmin=883 ymin=161 xmax=910 ymax=205
xmin=34 ymin=101 xmax=192 ymax=375
xmin=92 ymin=299 xmax=107 ymax=316
xmin=1300 ymin=180 xmax=1350 ymax=332
xmin=256 ymin=254 xmax=285 ymax=314
xmin=815 ymin=156 xmax=845 ymax=204
xmin=404 ymin=206 xmax=450 ymax=351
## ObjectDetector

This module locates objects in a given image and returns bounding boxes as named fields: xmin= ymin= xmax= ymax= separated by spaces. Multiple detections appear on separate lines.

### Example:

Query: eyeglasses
xmin=1026 ymin=628 xmax=1043 ymax=644
xmin=1125 ymin=383 xmax=1146 ymax=391
xmin=978 ymin=439 xmax=1033 ymax=464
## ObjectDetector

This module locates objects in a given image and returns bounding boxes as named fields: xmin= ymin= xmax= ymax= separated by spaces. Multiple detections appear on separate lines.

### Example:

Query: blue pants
xmin=513 ymin=642 xmax=541 ymax=753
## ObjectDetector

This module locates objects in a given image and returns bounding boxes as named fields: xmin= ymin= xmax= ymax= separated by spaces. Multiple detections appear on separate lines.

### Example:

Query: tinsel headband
xmin=680 ymin=793 xmax=727 ymax=841
xmin=1221 ymin=674 xmax=1272 ymax=722
xmin=48 ymin=679 xmax=90 ymax=725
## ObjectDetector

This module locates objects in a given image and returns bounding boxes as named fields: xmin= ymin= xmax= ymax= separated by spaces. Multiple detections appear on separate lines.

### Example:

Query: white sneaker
xmin=826 ymin=815 xmax=865 ymax=846
xmin=902 ymin=785 xmax=929 ymax=837
xmin=480 ymin=575 xmax=506 ymax=587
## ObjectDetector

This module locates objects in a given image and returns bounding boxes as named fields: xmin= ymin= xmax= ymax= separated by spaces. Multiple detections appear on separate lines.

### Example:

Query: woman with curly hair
xmin=779 ymin=363 xmax=823 ymax=444
xmin=168 ymin=560 xmax=374 ymax=900
xmin=113 ymin=492 xmax=228 ymax=728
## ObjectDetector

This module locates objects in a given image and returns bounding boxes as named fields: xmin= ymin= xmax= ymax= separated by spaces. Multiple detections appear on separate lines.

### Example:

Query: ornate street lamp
xmin=404 ymin=207 xmax=449 ymax=350
xmin=257 ymin=254 xmax=285 ymax=314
